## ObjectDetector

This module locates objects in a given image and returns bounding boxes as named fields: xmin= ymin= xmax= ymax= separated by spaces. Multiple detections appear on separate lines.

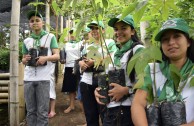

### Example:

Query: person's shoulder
xmin=24 ymin=37 xmax=33 ymax=43
xmin=105 ymin=39 xmax=115 ymax=44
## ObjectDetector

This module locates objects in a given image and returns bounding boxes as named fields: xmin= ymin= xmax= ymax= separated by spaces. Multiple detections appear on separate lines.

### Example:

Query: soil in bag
xmin=161 ymin=101 xmax=186 ymax=126
xmin=146 ymin=104 xmax=162 ymax=126
xmin=98 ymin=74 xmax=110 ymax=104
xmin=108 ymin=69 xmax=126 ymax=101
xmin=27 ymin=48 xmax=37 ymax=67
xmin=38 ymin=47 xmax=48 ymax=66
xmin=59 ymin=49 xmax=66 ymax=63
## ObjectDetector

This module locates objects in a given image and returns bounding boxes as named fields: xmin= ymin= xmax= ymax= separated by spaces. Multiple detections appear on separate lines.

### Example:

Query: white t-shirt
xmin=64 ymin=41 xmax=83 ymax=67
xmin=107 ymin=44 xmax=144 ymax=108
xmin=23 ymin=33 xmax=56 ymax=81
xmin=81 ymin=39 xmax=116 ymax=85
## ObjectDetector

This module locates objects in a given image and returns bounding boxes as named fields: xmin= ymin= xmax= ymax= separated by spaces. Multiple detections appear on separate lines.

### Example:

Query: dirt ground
xmin=0 ymin=75 xmax=86 ymax=126
xmin=48 ymin=75 xmax=86 ymax=126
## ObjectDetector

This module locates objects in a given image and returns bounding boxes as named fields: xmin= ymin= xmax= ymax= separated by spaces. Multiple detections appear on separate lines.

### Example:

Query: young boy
xmin=22 ymin=10 xmax=59 ymax=126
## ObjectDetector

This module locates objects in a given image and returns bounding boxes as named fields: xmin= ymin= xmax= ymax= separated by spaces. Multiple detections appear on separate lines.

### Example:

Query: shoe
xmin=64 ymin=107 xmax=74 ymax=114
xmin=48 ymin=112 xmax=56 ymax=118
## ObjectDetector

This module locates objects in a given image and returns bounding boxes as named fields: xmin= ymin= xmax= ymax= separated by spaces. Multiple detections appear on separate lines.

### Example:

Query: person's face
xmin=113 ymin=21 xmax=135 ymax=44
xmin=161 ymin=30 xmax=190 ymax=61
xmin=83 ymin=32 xmax=91 ymax=40
xmin=90 ymin=26 xmax=104 ymax=40
xmin=29 ymin=16 xmax=44 ymax=31
xmin=70 ymin=34 xmax=76 ymax=41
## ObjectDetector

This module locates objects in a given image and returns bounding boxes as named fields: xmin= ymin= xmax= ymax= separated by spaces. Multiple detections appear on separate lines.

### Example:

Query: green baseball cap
xmin=87 ymin=21 xmax=105 ymax=29
xmin=27 ymin=10 xmax=43 ymax=20
xmin=108 ymin=14 xmax=135 ymax=28
xmin=84 ymin=27 xmax=91 ymax=33
xmin=155 ymin=18 xmax=189 ymax=41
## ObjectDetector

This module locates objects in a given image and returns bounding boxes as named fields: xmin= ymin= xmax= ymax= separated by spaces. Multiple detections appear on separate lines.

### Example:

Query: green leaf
xmin=133 ymin=2 xmax=148 ymax=24
xmin=102 ymin=0 xmax=108 ymax=8
xmin=52 ymin=1 xmax=59 ymax=15
xmin=102 ymin=56 xmax=112 ymax=69
xmin=121 ymin=2 xmax=138 ymax=20
xmin=28 ymin=2 xmax=45 ymax=7
xmin=166 ymin=0 xmax=179 ymax=11
xmin=190 ymin=77 xmax=194 ymax=87
xmin=59 ymin=28 xmax=68 ymax=44
xmin=146 ymin=83 xmax=154 ymax=104
xmin=65 ymin=0 xmax=72 ymax=8
xmin=149 ymin=46 xmax=162 ymax=61
xmin=169 ymin=64 xmax=181 ymax=90
xmin=135 ymin=59 xmax=148 ymax=75
xmin=109 ymin=0 xmax=120 ymax=5
xmin=72 ymin=0 xmax=78 ymax=10
xmin=161 ymin=2 xmax=169 ymax=20
xmin=133 ymin=73 xmax=145 ymax=89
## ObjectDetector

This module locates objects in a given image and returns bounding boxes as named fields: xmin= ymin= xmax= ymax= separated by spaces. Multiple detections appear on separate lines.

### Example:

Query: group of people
xmin=21 ymin=9 xmax=194 ymax=126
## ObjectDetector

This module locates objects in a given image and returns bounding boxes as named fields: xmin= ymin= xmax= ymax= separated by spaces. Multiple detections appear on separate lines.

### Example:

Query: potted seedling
xmin=159 ymin=64 xmax=194 ymax=126
xmin=145 ymin=62 xmax=162 ymax=126
xmin=127 ymin=45 xmax=163 ymax=126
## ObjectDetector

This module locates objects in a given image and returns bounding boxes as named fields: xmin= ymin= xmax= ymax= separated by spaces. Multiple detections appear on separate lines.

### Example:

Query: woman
xmin=94 ymin=14 xmax=144 ymax=126
xmin=79 ymin=21 xmax=117 ymax=126
xmin=61 ymin=28 xmax=82 ymax=113
xmin=131 ymin=18 xmax=194 ymax=126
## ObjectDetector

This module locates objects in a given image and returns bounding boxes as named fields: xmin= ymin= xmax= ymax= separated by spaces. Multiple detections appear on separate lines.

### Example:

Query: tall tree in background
xmin=9 ymin=0 xmax=21 ymax=125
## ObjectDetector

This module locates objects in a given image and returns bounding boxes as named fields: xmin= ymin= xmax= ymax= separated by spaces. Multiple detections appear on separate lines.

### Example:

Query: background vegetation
xmin=0 ymin=0 xmax=193 ymax=72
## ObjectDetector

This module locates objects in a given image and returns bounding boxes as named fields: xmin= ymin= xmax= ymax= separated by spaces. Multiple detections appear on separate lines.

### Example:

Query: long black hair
xmin=127 ymin=29 xmax=144 ymax=83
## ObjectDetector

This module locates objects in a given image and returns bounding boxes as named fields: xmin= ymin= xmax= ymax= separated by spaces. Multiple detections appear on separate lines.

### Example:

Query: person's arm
xmin=131 ymin=89 xmax=148 ymax=126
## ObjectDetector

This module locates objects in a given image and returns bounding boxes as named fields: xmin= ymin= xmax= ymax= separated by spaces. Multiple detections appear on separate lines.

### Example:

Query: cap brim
xmin=155 ymin=27 xmax=188 ymax=41
xmin=108 ymin=18 xmax=119 ymax=27
xmin=87 ymin=23 xmax=98 ymax=28
xmin=27 ymin=11 xmax=42 ymax=20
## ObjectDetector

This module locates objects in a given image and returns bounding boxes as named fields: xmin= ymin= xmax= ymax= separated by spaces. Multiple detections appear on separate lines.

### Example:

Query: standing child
xmin=22 ymin=10 xmax=59 ymax=126
xmin=61 ymin=28 xmax=82 ymax=113
xmin=94 ymin=14 xmax=144 ymax=126
xmin=79 ymin=21 xmax=117 ymax=126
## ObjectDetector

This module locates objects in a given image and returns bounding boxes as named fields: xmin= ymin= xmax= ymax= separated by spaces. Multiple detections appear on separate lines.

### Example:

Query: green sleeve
xmin=22 ymin=43 xmax=28 ymax=54
xmin=108 ymin=40 xmax=117 ymax=53
xmin=50 ymin=36 xmax=58 ymax=49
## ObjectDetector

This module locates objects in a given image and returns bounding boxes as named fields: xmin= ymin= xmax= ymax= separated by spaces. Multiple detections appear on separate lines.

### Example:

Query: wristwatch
xmin=128 ymin=87 xmax=134 ymax=95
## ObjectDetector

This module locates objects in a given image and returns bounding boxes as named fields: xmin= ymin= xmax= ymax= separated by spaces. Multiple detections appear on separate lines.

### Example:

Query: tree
xmin=9 ymin=0 xmax=21 ymax=125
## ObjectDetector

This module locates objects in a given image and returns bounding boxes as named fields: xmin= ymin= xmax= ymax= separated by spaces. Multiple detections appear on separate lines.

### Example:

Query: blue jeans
xmin=24 ymin=81 xmax=50 ymax=126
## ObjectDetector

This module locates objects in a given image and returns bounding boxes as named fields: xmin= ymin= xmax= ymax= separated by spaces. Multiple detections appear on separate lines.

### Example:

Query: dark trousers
xmin=80 ymin=82 xmax=105 ymax=126
xmin=103 ymin=106 xmax=134 ymax=126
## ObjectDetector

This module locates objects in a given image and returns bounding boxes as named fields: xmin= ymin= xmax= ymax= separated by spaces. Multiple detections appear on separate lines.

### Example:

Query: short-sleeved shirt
xmin=64 ymin=40 xmax=83 ymax=67
xmin=140 ymin=60 xmax=194 ymax=123
xmin=107 ymin=43 xmax=144 ymax=108
xmin=81 ymin=39 xmax=117 ymax=85
xmin=22 ymin=33 xmax=58 ymax=81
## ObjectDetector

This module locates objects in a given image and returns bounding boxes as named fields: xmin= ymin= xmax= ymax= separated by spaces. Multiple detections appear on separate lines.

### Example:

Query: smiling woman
xmin=131 ymin=18 xmax=194 ymax=126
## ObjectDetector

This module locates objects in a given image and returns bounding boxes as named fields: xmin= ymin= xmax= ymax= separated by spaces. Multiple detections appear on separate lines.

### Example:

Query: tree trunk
xmin=9 ymin=0 xmax=21 ymax=125
xmin=140 ymin=21 xmax=150 ymax=46
xmin=45 ymin=0 xmax=50 ymax=32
